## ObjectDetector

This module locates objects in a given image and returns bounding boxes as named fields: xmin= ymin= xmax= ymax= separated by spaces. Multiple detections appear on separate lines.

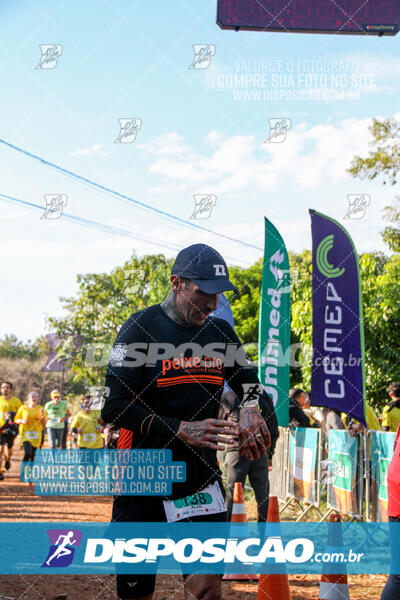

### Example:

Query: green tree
xmin=47 ymin=253 xmax=172 ymax=385
xmin=348 ymin=117 xmax=400 ymax=252
xmin=360 ymin=252 xmax=400 ymax=407
xmin=289 ymin=250 xmax=313 ymax=390
xmin=226 ymin=259 xmax=263 ymax=361
xmin=0 ymin=334 xmax=43 ymax=360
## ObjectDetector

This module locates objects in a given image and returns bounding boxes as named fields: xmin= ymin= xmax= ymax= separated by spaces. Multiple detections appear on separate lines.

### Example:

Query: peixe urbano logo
xmin=42 ymin=529 xmax=82 ymax=567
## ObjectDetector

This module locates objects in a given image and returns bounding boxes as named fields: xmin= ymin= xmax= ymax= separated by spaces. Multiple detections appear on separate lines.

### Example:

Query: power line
xmin=0 ymin=138 xmax=263 ymax=251
xmin=0 ymin=193 xmax=181 ymax=252
xmin=0 ymin=192 xmax=251 ymax=265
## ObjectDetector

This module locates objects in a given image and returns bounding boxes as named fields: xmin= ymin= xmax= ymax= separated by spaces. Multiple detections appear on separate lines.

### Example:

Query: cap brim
xmin=191 ymin=278 xmax=238 ymax=294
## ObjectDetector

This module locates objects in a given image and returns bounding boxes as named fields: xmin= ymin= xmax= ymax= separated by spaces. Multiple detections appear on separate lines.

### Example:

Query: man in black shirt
xmin=102 ymin=243 xmax=277 ymax=600
xmin=289 ymin=388 xmax=318 ymax=428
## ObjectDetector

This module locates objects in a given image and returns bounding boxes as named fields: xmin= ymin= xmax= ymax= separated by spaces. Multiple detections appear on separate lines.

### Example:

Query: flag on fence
xmin=370 ymin=431 xmax=396 ymax=521
xmin=328 ymin=430 xmax=361 ymax=517
xmin=258 ymin=217 xmax=291 ymax=426
xmin=310 ymin=210 xmax=366 ymax=425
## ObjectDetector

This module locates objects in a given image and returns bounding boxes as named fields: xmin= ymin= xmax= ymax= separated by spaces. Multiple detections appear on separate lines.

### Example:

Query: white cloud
xmin=69 ymin=144 xmax=109 ymax=158
xmin=138 ymin=132 xmax=192 ymax=157
xmin=141 ymin=117 xmax=374 ymax=194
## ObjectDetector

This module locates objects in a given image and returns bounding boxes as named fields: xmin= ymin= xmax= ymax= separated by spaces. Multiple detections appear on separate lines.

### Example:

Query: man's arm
xmin=103 ymin=375 xmax=239 ymax=450
xmin=102 ymin=374 xmax=182 ymax=443
xmin=259 ymin=391 xmax=279 ymax=459
xmin=101 ymin=314 xmax=182 ymax=443
xmin=325 ymin=411 xmax=344 ymax=431
xmin=222 ymin=324 xmax=275 ymax=460
xmin=381 ymin=406 xmax=390 ymax=431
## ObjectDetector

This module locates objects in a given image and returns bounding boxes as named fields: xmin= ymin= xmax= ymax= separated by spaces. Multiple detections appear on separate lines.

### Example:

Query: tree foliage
xmin=348 ymin=117 xmax=400 ymax=252
xmin=348 ymin=117 xmax=400 ymax=185
xmin=0 ymin=334 xmax=43 ymax=360
xmin=47 ymin=253 xmax=172 ymax=385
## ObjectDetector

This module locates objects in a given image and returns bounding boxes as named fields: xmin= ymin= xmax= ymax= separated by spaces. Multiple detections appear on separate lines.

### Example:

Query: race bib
xmin=26 ymin=431 xmax=39 ymax=440
xmin=82 ymin=433 xmax=96 ymax=442
xmin=163 ymin=481 xmax=226 ymax=522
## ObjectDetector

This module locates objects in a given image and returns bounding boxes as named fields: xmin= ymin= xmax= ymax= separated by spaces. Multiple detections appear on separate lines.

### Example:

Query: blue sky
xmin=0 ymin=0 xmax=399 ymax=340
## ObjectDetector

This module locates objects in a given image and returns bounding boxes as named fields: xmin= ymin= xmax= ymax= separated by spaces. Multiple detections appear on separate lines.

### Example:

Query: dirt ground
xmin=0 ymin=445 xmax=387 ymax=599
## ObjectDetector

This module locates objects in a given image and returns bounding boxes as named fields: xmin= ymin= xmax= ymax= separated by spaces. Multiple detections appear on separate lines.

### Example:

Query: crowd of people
xmin=0 ymin=382 xmax=112 ymax=481
xmin=288 ymin=384 xmax=400 ymax=435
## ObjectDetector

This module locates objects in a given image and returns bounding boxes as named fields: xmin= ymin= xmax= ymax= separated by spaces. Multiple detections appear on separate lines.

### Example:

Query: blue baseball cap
xmin=171 ymin=244 xmax=238 ymax=294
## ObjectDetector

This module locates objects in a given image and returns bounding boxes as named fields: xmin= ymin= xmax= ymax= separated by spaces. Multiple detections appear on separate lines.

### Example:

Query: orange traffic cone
xmin=257 ymin=496 xmax=292 ymax=600
xmin=319 ymin=513 xmax=349 ymax=600
xmin=223 ymin=481 xmax=258 ymax=581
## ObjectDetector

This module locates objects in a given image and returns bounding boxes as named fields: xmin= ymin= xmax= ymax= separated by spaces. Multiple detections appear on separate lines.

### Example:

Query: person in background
xmin=323 ymin=407 xmax=345 ymax=435
xmin=382 ymin=382 xmax=400 ymax=433
xmin=299 ymin=391 xmax=322 ymax=428
xmin=348 ymin=402 xmax=380 ymax=436
xmin=61 ymin=403 xmax=71 ymax=449
xmin=379 ymin=420 xmax=400 ymax=599
xmin=14 ymin=391 xmax=46 ymax=483
xmin=0 ymin=381 xmax=22 ymax=471
xmin=71 ymin=394 xmax=104 ymax=449
xmin=44 ymin=389 xmax=68 ymax=449
xmin=103 ymin=423 xmax=120 ymax=449
xmin=219 ymin=388 xmax=278 ymax=522
xmin=289 ymin=388 xmax=319 ymax=428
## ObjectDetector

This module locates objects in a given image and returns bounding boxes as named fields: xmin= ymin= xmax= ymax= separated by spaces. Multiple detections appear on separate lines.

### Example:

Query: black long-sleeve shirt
xmin=289 ymin=397 xmax=318 ymax=428
xmin=102 ymin=303 xmax=277 ymax=498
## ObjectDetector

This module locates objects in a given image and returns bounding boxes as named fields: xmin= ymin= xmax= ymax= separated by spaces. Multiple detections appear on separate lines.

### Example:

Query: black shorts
xmin=0 ymin=431 xmax=16 ymax=449
xmin=111 ymin=482 xmax=227 ymax=599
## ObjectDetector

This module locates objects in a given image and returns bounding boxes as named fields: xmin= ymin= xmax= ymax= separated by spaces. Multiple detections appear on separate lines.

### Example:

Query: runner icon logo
xmin=276 ymin=268 xmax=298 ymax=294
xmin=241 ymin=383 xmax=263 ymax=406
xmin=115 ymin=118 xmax=142 ymax=143
xmin=190 ymin=194 xmax=217 ymax=219
xmin=189 ymin=45 xmax=216 ymax=69
xmin=36 ymin=44 xmax=63 ymax=69
xmin=42 ymin=529 xmax=82 ymax=568
xmin=265 ymin=118 xmax=291 ymax=143
xmin=41 ymin=194 xmax=68 ymax=220
xmin=344 ymin=194 xmax=370 ymax=219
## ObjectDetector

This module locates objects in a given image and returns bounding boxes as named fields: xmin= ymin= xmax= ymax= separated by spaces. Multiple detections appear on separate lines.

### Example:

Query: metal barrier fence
xmin=219 ymin=427 xmax=395 ymax=522
xmin=269 ymin=427 xmax=395 ymax=522
xmin=269 ymin=426 xmax=289 ymax=501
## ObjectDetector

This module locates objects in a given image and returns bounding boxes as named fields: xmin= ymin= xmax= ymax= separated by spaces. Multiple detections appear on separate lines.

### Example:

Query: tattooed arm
xmin=177 ymin=418 xmax=238 ymax=451
xmin=218 ymin=323 xmax=274 ymax=460
xmin=238 ymin=406 xmax=271 ymax=460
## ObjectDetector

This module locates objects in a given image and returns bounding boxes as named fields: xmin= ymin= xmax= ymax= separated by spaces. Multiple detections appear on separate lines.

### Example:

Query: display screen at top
xmin=217 ymin=0 xmax=400 ymax=35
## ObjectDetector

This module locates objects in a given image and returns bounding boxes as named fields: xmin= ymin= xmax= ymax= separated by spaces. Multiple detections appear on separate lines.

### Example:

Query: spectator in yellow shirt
xmin=15 ymin=392 xmax=46 ymax=479
xmin=71 ymin=394 xmax=104 ymax=449
xmin=382 ymin=382 xmax=400 ymax=433
xmin=0 ymin=381 xmax=22 ymax=472
xmin=348 ymin=402 xmax=380 ymax=436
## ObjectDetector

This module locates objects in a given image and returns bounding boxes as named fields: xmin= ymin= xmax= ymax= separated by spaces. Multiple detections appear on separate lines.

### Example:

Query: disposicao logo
xmin=316 ymin=235 xmax=345 ymax=279
xmin=42 ymin=529 xmax=82 ymax=568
